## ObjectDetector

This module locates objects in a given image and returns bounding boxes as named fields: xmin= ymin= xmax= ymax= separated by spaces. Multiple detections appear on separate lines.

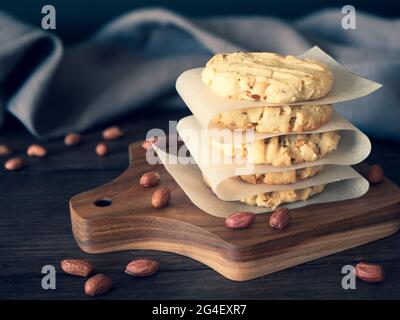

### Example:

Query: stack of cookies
xmin=200 ymin=52 xmax=340 ymax=209
xmin=173 ymin=49 xmax=377 ymax=212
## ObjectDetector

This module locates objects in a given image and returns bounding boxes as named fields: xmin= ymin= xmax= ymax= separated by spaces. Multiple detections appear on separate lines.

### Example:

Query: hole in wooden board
xmin=94 ymin=198 xmax=112 ymax=207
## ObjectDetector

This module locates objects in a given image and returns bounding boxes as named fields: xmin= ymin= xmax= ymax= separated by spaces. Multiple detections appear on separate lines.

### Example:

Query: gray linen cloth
xmin=0 ymin=8 xmax=399 ymax=140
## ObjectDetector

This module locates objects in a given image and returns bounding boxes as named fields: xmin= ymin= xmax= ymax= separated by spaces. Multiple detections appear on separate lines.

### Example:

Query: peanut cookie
xmin=212 ymin=104 xmax=333 ymax=133
xmin=202 ymin=52 xmax=333 ymax=103
xmin=241 ymin=184 xmax=325 ymax=209
xmin=240 ymin=165 xmax=324 ymax=185
xmin=211 ymin=131 xmax=340 ymax=166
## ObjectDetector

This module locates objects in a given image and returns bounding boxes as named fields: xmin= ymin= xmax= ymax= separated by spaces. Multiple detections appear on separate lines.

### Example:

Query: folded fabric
xmin=0 ymin=8 xmax=399 ymax=140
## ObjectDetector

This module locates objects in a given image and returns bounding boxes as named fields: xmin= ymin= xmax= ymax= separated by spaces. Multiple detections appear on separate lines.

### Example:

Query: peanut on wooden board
xmin=84 ymin=273 xmax=113 ymax=297
xmin=102 ymin=126 xmax=124 ymax=140
xmin=27 ymin=144 xmax=48 ymax=158
xmin=367 ymin=164 xmax=384 ymax=185
xmin=64 ymin=133 xmax=83 ymax=147
xmin=60 ymin=259 xmax=95 ymax=277
xmin=140 ymin=171 xmax=160 ymax=187
xmin=225 ymin=212 xmax=255 ymax=229
xmin=142 ymin=136 xmax=158 ymax=151
xmin=125 ymin=259 xmax=159 ymax=277
xmin=95 ymin=143 xmax=109 ymax=157
xmin=269 ymin=207 xmax=291 ymax=230
xmin=0 ymin=144 xmax=12 ymax=156
xmin=355 ymin=262 xmax=385 ymax=283
xmin=4 ymin=157 xmax=27 ymax=171
xmin=151 ymin=186 xmax=171 ymax=208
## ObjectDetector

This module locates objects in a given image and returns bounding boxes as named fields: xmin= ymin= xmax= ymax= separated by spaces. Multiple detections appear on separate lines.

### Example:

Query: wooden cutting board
xmin=70 ymin=141 xmax=400 ymax=281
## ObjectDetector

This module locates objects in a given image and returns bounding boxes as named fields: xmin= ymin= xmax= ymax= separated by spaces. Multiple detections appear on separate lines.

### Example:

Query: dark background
xmin=1 ymin=0 xmax=400 ymax=44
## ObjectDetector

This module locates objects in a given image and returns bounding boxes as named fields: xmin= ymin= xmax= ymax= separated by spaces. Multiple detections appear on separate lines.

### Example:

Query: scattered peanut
xmin=95 ymin=143 xmax=109 ymax=157
xmin=4 ymin=157 xmax=27 ymax=171
xmin=142 ymin=136 xmax=158 ymax=151
xmin=61 ymin=259 xmax=94 ymax=277
xmin=140 ymin=171 xmax=160 ymax=187
xmin=84 ymin=274 xmax=113 ymax=297
xmin=27 ymin=144 xmax=47 ymax=157
xmin=125 ymin=259 xmax=159 ymax=277
xmin=151 ymin=186 xmax=171 ymax=208
xmin=269 ymin=207 xmax=290 ymax=230
xmin=225 ymin=212 xmax=255 ymax=229
xmin=355 ymin=262 xmax=385 ymax=283
xmin=0 ymin=144 xmax=12 ymax=156
xmin=102 ymin=126 xmax=124 ymax=140
xmin=64 ymin=133 xmax=82 ymax=147
xmin=367 ymin=164 xmax=384 ymax=185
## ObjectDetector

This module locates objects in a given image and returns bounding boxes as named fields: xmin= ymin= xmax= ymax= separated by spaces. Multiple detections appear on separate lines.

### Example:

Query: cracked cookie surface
xmin=240 ymin=165 xmax=324 ymax=185
xmin=241 ymin=184 xmax=325 ymax=209
xmin=211 ymin=131 xmax=340 ymax=166
xmin=202 ymin=52 xmax=333 ymax=103
xmin=212 ymin=104 xmax=333 ymax=133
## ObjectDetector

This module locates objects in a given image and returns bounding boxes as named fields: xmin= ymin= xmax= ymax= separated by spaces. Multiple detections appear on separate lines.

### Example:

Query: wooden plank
xmin=3 ymin=259 xmax=400 ymax=299
xmin=70 ymin=141 xmax=400 ymax=281
xmin=2 ymin=111 xmax=400 ymax=298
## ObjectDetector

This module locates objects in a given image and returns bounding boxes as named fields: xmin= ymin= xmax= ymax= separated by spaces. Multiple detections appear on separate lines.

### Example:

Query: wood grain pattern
xmin=70 ymin=141 xmax=400 ymax=281
xmin=2 ymin=111 xmax=400 ymax=299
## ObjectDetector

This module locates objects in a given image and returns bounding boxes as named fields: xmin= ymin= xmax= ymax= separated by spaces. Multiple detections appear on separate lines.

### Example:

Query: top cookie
xmin=201 ymin=52 xmax=333 ymax=104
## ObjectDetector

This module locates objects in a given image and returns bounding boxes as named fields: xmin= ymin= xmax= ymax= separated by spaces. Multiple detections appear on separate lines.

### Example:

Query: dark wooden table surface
xmin=1 ymin=109 xmax=400 ymax=300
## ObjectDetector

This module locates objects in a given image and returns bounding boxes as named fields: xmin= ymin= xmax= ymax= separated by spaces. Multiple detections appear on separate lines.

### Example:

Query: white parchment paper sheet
xmin=154 ymin=146 xmax=369 ymax=217
xmin=177 ymin=115 xmax=371 ymax=181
